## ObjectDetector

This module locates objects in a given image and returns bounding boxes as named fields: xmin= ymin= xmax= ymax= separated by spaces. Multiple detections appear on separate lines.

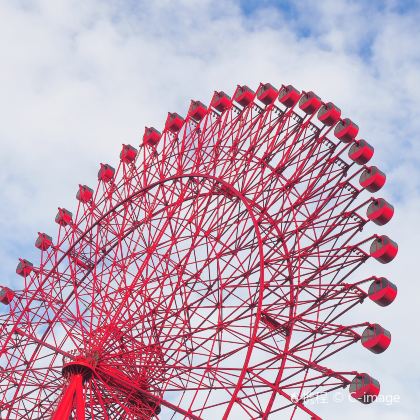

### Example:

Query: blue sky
xmin=0 ymin=0 xmax=419 ymax=418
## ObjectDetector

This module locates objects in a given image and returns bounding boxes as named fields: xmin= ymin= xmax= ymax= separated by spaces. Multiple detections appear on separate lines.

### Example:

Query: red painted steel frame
xmin=0 ymin=82 xmax=397 ymax=419
xmin=52 ymin=374 xmax=85 ymax=420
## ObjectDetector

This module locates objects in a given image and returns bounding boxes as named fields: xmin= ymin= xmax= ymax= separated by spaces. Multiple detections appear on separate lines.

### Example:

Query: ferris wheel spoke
xmin=93 ymin=368 xmax=203 ymax=420
xmin=12 ymin=328 xmax=73 ymax=359
xmin=98 ymin=188 xmax=260 ymax=344
xmin=87 ymin=186 xmax=178 ymax=332
xmin=92 ymin=182 xmax=198 ymax=345
xmin=87 ymin=380 xmax=110 ymax=419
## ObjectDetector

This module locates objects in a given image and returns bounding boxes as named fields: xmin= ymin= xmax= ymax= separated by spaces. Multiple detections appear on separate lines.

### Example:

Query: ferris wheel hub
xmin=62 ymin=360 xmax=94 ymax=382
xmin=62 ymin=351 xmax=99 ymax=382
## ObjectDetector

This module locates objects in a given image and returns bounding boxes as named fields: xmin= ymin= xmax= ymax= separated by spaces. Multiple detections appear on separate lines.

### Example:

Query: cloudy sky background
xmin=0 ymin=0 xmax=419 ymax=419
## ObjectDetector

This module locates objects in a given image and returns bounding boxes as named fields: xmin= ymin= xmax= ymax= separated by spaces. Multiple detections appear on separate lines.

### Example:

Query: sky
xmin=0 ymin=0 xmax=419 ymax=418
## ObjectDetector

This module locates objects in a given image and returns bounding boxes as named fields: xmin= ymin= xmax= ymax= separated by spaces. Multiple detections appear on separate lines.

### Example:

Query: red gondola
xmin=335 ymin=118 xmax=359 ymax=142
xmin=348 ymin=139 xmax=374 ymax=164
xmin=317 ymin=102 xmax=341 ymax=126
xmin=0 ymin=286 xmax=15 ymax=305
xmin=233 ymin=85 xmax=255 ymax=107
xmin=349 ymin=373 xmax=380 ymax=403
xmin=76 ymin=185 xmax=94 ymax=203
xmin=298 ymin=91 xmax=322 ymax=114
xmin=16 ymin=259 xmax=33 ymax=277
xmin=35 ymin=233 xmax=52 ymax=251
xmin=366 ymin=198 xmax=394 ymax=225
xmin=143 ymin=127 xmax=161 ymax=147
xmin=188 ymin=100 xmax=207 ymax=121
xmin=98 ymin=164 xmax=115 ymax=183
xmin=360 ymin=166 xmax=386 ymax=192
xmin=361 ymin=324 xmax=391 ymax=354
xmin=165 ymin=112 xmax=184 ymax=133
xmin=278 ymin=84 xmax=300 ymax=107
xmin=370 ymin=235 xmax=398 ymax=263
xmin=256 ymin=82 xmax=278 ymax=105
xmin=120 ymin=144 xmax=137 ymax=164
xmin=368 ymin=277 xmax=397 ymax=306
xmin=55 ymin=208 xmax=73 ymax=226
xmin=211 ymin=91 xmax=232 ymax=112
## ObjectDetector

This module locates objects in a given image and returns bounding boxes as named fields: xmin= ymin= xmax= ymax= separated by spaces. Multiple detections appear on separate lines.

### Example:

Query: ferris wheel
xmin=0 ymin=82 xmax=398 ymax=419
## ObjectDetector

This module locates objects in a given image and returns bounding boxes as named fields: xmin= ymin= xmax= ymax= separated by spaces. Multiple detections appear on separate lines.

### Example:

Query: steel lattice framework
xmin=0 ymin=83 xmax=397 ymax=419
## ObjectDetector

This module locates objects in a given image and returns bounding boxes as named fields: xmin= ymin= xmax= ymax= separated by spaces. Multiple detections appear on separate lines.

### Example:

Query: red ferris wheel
xmin=0 ymin=83 xmax=398 ymax=419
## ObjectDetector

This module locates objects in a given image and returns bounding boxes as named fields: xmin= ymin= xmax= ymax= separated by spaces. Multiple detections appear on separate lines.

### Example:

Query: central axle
xmin=51 ymin=351 xmax=161 ymax=419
